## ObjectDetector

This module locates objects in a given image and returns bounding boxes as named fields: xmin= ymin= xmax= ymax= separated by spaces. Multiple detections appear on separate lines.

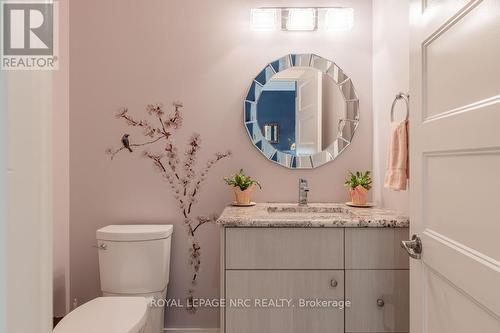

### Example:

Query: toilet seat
xmin=53 ymin=297 xmax=149 ymax=333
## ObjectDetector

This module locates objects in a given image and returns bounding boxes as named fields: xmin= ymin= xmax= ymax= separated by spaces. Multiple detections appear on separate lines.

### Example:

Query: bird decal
xmin=121 ymin=134 xmax=133 ymax=152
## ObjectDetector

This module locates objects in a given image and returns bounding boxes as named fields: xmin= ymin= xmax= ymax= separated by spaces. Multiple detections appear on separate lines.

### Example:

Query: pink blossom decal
xmin=107 ymin=101 xmax=231 ymax=312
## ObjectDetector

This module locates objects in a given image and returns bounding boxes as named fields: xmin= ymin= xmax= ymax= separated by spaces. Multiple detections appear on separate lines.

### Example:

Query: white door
xmin=295 ymin=69 xmax=322 ymax=156
xmin=409 ymin=0 xmax=500 ymax=332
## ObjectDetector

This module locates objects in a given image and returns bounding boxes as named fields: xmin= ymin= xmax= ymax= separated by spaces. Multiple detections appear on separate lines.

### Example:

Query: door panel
xmin=422 ymin=230 xmax=500 ymax=318
xmin=425 ymin=267 xmax=500 ymax=333
xmin=410 ymin=0 xmax=500 ymax=332
xmin=424 ymin=0 xmax=500 ymax=119
xmin=296 ymin=69 xmax=322 ymax=155
xmin=424 ymin=151 xmax=500 ymax=261
xmin=225 ymin=270 xmax=344 ymax=333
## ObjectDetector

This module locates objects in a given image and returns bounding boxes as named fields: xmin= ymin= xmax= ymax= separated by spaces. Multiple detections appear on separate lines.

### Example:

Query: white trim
xmin=0 ymin=48 xmax=7 ymax=333
xmin=423 ymin=94 xmax=500 ymax=123
xmin=5 ymin=63 xmax=53 ymax=332
xmin=52 ymin=0 xmax=70 ymax=316
xmin=163 ymin=329 xmax=220 ymax=333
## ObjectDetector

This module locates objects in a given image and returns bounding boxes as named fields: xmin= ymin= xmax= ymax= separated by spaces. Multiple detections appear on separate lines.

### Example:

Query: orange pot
xmin=349 ymin=185 xmax=369 ymax=205
xmin=233 ymin=184 xmax=255 ymax=204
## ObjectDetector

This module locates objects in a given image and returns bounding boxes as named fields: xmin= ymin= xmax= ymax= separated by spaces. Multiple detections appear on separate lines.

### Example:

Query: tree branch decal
xmin=107 ymin=101 xmax=231 ymax=312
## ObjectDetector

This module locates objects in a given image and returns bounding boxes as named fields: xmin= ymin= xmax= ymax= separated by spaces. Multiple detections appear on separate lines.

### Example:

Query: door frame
xmin=2 ymin=69 xmax=53 ymax=331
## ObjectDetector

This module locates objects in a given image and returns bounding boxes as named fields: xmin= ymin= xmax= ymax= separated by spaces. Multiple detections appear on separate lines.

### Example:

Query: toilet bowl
xmin=53 ymin=297 xmax=149 ymax=333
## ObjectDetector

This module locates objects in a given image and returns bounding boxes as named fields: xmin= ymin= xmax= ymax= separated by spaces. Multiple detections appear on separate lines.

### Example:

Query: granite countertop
xmin=217 ymin=203 xmax=409 ymax=228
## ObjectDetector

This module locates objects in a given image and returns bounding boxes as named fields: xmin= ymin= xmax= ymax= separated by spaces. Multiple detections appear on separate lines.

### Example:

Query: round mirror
xmin=244 ymin=54 xmax=359 ymax=169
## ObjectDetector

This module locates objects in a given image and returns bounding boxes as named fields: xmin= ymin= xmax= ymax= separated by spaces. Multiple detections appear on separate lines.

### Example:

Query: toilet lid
xmin=53 ymin=297 xmax=148 ymax=333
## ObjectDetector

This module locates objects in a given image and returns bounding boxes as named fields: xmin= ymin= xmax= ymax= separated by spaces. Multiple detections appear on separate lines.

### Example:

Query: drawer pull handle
xmin=377 ymin=299 xmax=385 ymax=307
xmin=330 ymin=279 xmax=338 ymax=288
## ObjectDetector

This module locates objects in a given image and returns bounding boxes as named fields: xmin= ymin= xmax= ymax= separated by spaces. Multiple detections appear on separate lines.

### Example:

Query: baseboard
xmin=163 ymin=328 xmax=220 ymax=333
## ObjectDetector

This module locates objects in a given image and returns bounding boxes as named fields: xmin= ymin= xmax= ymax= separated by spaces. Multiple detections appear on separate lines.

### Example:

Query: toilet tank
xmin=96 ymin=225 xmax=173 ymax=295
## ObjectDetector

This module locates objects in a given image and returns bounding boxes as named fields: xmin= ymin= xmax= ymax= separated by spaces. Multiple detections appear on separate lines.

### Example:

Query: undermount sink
xmin=267 ymin=205 xmax=353 ymax=217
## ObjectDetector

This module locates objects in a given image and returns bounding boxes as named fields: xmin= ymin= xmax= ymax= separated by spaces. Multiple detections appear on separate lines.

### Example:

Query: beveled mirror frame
xmin=244 ymin=53 xmax=360 ymax=169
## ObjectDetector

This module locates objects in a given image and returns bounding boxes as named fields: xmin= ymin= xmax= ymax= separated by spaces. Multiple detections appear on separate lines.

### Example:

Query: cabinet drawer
xmin=225 ymin=228 xmax=343 ymax=269
xmin=226 ymin=270 xmax=344 ymax=333
xmin=345 ymin=228 xmax=409 ymax=269
xmin=346 ymin=270 xmax=409 ymax=332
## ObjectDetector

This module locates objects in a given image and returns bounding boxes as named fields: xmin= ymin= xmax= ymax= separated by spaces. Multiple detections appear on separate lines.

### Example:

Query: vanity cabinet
xmin=221 ymin=227 xmax=409 ymax=333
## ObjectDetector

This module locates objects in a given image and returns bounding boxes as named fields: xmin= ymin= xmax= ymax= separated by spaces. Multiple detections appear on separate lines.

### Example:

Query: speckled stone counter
xmin=217 ymin=203 xmax=409 ymax=228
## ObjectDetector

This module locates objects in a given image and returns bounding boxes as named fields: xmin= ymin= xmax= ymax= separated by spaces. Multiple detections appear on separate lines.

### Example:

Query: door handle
xmin=401 ymin=234 xmax=422 ymax=259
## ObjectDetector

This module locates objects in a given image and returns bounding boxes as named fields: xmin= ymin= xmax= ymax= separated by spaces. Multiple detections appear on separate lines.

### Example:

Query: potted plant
xmin=224 ymin=169 xmax=262 ymax=205
xmin=344 ymin=171 xmax=372 ymax=205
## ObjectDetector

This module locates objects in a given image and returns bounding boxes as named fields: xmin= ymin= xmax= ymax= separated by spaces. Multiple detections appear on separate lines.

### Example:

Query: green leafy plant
xmin=224 ymin=169 xmax=262 ymax=191
xmin=344 ymin=171 xmax=372 ymax=190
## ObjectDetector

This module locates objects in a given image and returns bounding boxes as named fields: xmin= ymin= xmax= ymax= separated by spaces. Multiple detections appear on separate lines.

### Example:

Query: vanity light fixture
xmin=250 ymin=8 xmax=279 ymax=31
xmin=250 ymin=7 xmax=354 ymax=32
xmin=325 ymin=8 xmax=354 ymax=31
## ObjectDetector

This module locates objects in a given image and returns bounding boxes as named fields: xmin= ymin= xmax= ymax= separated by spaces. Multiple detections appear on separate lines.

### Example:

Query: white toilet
xmin=54 ymin=224 xmax=173 ymax=333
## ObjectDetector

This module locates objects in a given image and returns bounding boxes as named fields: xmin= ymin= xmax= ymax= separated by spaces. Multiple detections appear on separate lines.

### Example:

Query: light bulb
xmin=251 ymin=8 xmax=279 ymax=31
xmin=325 ymin=8 xmax=354 ymax=31
xmin=286 ymin=8 xmax=316 ymax=31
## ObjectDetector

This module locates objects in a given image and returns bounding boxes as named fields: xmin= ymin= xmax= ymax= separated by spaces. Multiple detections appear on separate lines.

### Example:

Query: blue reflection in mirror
xmin=257 ymin=80 xmax=297 ymax=155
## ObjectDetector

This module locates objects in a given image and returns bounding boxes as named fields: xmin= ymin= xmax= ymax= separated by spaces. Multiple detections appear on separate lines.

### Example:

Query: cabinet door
xmin=345 ymin=228 xmax=409 ymax=269
xmin=225 ymin=270 xmax=344 ymax=333
xmin=346 ymin=270 xmax=409 ymax=332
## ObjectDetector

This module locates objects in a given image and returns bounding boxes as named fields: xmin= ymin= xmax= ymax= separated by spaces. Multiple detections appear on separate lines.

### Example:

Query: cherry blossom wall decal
xmin=107 ymin=101 xmax=231 ymax=312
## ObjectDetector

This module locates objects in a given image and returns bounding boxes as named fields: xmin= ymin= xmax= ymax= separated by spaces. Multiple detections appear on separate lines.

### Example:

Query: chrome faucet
xmin=298 ymin=178 xmax=309 ymax=206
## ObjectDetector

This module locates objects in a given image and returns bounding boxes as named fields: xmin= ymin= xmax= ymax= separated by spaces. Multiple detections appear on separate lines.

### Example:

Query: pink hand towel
xmin=384 ymin=120 xmax=409 ymax=190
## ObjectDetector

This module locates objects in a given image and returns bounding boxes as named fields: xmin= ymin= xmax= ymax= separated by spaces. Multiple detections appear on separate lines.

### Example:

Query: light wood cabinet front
xmin=225 ymin=227 xmax=343 ymax=269
xmin=345 ymin=270 xmax=409 ymax=332
xmin=345 ymin=228 xmax=409 ymax=269
xmin=225 ymin=270 xmax=345 ymax=333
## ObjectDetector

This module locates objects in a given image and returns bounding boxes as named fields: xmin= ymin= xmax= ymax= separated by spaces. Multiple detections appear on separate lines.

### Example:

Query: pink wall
xmin=372 ymin=0 xmax=410 ymax=213
xmin=70 ymin=0 xmax=373 ymax=328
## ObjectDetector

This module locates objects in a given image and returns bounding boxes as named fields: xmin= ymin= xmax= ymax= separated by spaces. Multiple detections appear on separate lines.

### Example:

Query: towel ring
xmin=390 ymin=92 xmax=410 ymax=122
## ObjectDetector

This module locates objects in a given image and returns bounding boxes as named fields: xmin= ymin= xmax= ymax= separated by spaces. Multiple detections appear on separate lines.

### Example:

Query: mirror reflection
xmin=258 ymin=66 xmax=346 ymax=156
xmin=244 ymin=54 xmax=359 ymax=169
